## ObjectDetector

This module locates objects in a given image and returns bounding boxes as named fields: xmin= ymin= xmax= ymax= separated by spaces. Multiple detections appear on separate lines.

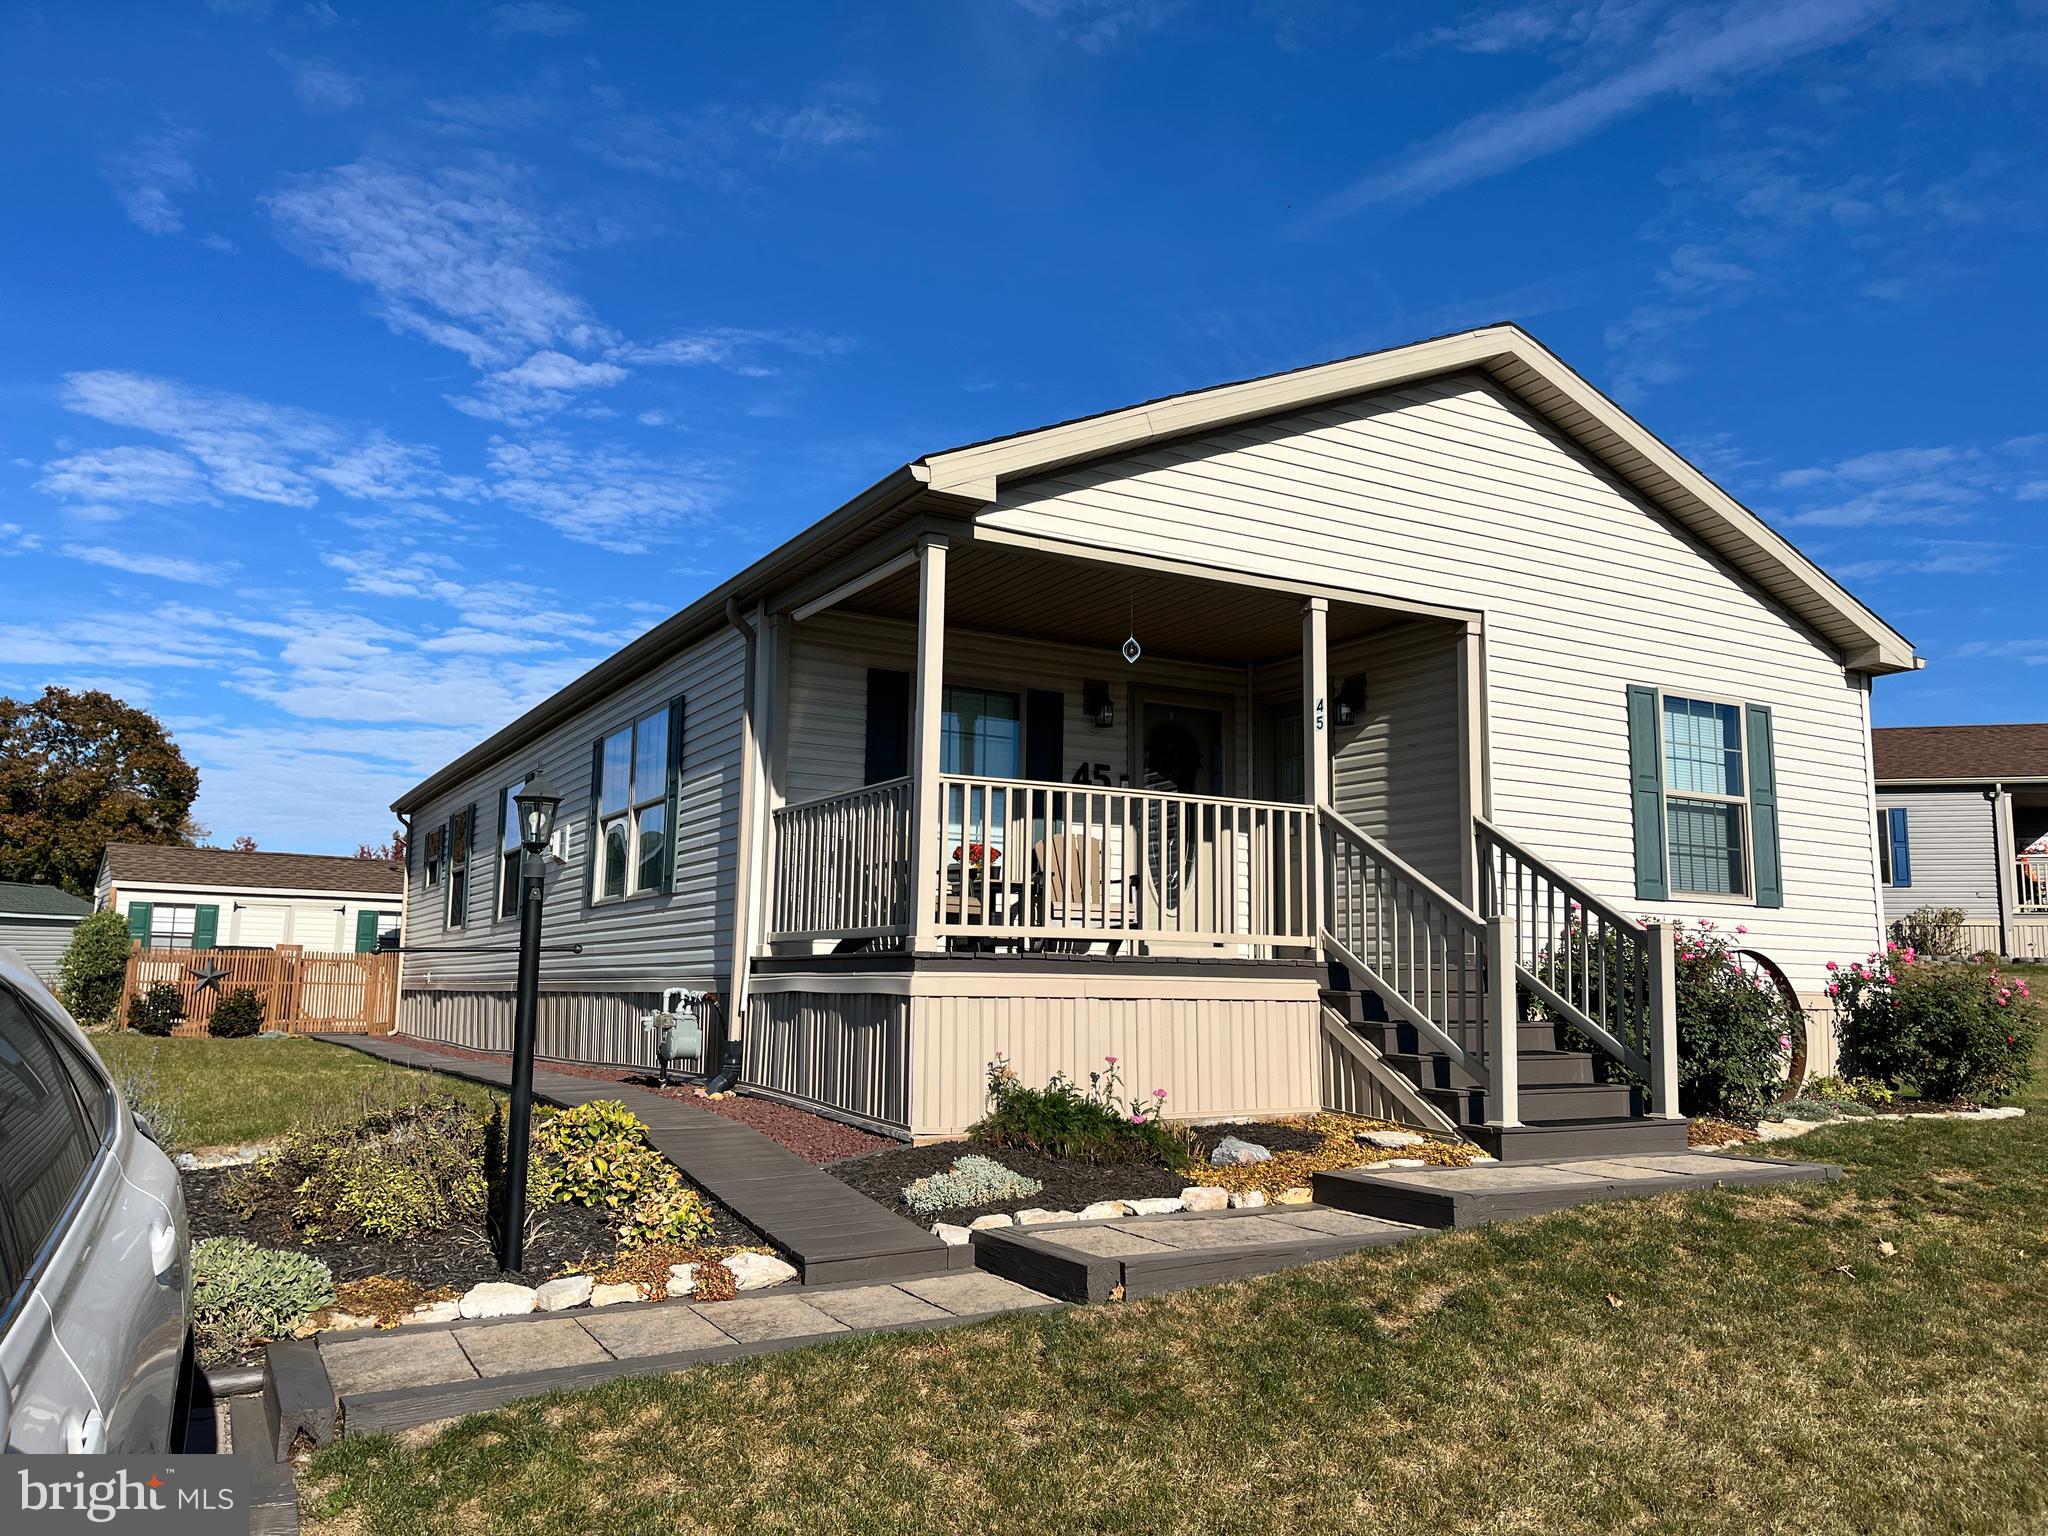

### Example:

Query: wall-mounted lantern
xmin=1083 ymin=679 xmax=1115 ymax=729
xmin=1336 ymin=676 xmax=1367 ymax=728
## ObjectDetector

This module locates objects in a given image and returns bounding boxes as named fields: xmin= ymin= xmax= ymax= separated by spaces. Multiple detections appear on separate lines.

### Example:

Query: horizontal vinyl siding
xmin=401 ymin=627 xmax=746 ymax=994
xmin=1329 ymin=625 xmax=1463 ymax=891
xmin=1877 ymin=789 xmax=1999 ymax=921
xmin=981 ymin=372 xmax=1885 ymax=997
xmin=0 ymin=918 xmax=79 ymax=984
xmin=108 ymin=886 xmax=393 ymax=952
xmin=783 ymin=611 xmax=1254 ymax=805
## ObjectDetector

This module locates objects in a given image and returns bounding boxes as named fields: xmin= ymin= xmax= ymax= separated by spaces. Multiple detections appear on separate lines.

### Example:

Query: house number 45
xmin=1314 ymin=696 xmax=1326 ymax=732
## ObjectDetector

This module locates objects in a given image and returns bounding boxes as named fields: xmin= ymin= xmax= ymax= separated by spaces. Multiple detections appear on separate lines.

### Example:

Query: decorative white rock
xmin=967 ymin=1212 xmax=1015 ymax=1232
xmin=1209 ymin=1136 xmax=1272 ymax=1166
xmin=1179 ymin=1186 xmax=1229 ymax=1212
xmin=1014 ymin=1208 xmax=1072 ymax=1226
xmin=588 ymin=1283 xmax=641 ymax=1307
xmin=1383 ymin=1157 xmax=1428 ymax=1169
xmin=933 ymin=1223 xmax=971 ymax=1246
xmin=316 ymin=1311 xmax=379 ymax=1333
xmin=723 ymin=1252 xmax=800 ymax=1290
xmin=407 ymin=1300 xmax=460 ymax=1324
xmin=458 ymin=1281 xmax=538 ymax=1320
xmin=666 ymin=1265 xmax=697 ymax=1298
xmin=1077 ymin=1200 xmax=1132 ymax=1221
xmin=535 ymin=1275 xmax=594 ymax=1312
xmin=1228 ymin=1190 xmax=1267 ymax=1209
xmin=1361 ymin=1130 xmax=1426 ymax=1149
xmin=1275 ymin=1186 xmax=1314 ymax=1205
xmin=1127 ymin=1197 xmax=1185 ymax=1216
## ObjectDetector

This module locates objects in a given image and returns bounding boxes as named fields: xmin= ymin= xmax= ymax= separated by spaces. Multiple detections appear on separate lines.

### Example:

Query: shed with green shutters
xmin=93 ymin=843 xmax=404 ymax=956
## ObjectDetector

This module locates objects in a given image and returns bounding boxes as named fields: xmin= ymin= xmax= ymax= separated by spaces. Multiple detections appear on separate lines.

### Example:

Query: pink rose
xmin=1826 ymin=982 xmax=1840 ymax=996
xmin=1826 ymin=961 xmax=1839 ymax=972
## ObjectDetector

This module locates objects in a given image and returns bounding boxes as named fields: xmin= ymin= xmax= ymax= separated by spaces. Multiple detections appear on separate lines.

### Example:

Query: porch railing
xmin=2018 ymin=854 xmax=2048 ymax=912
xmin=931 ymin=774 xmax=1316 ymax=946
xmin=1475 ymin=816 xmax=1677 ymax=1114
xmin=1320 ymin=806 xmax=1492 ymax=1086
xmin=768 ymin=776 xmax=914 ymax=944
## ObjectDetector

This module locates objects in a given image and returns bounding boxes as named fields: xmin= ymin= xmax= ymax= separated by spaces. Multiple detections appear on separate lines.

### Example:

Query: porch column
xmin=1456 ymin=621 xmax=1487 ymax=909
xmin=910 ymin=535 xmax=950 ymax=952
xmin=1303 ymin=598 xmax=1330 ymax=944
xmin=1992 ymin=783 xmax=2017 ymax=958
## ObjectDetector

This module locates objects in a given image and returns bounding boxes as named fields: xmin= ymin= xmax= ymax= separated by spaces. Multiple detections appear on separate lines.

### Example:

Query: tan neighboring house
xmin=391 ymin=323 xmax=1917 ymax=1156
xmin=1872 ymin=724 xmax=2048 ymax=960
xmin=95 ymin=845 xmax=406 ymax=954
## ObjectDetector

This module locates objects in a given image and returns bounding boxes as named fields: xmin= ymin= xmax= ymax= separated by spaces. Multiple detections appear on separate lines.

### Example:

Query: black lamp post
xmin=497 ymin=765 xmax=563 ymax=1274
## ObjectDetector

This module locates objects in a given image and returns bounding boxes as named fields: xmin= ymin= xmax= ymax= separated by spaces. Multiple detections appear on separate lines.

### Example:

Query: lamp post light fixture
xmin=497 ymin=766 xmax=563 ymax=1275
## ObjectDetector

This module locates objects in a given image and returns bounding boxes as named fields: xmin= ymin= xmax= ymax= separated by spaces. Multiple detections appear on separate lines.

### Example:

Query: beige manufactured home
xmin=391 ymin=325 xmax=1914 ymax=1158
xmin=1873 ymin=724 xmax=2048 ymax=960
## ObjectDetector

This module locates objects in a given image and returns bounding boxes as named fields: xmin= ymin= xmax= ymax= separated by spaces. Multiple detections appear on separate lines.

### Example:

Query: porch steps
xmin=1320 ymin=983 xmax=1689 ymax=1164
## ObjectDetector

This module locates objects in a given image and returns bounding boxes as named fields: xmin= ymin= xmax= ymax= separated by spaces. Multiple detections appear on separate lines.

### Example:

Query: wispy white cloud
xmin=423 ymin=92 xmax=558 ymax=136
xmin=486 ymin=2 xmax=586 ymax=37
xmin=1767 ymin=436 xmax=2048 ymax=530
xmin=1307 ymin=0 xmax=1889 ymax=223
xmin=485 ymin=437 xmax=719 ymax=552
xmin=1009 ymin=0 xmax=1183 ymax=52
xmin=60 ymin=544 xmax=230 ymax=585
xmin=38 ymin=444 xmax=216 ymax=509
xmin=1399 ymin=0 xmax=1662 ymax=58
xmin=272 ymin=51 xmax=363 ymax=114
xmin=102 ymin=118 xmax=204 ymax=236
xmin=451 ymin=349 xmax=631 ymax=425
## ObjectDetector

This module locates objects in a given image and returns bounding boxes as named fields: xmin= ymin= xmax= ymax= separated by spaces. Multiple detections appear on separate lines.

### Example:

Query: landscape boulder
xmin=458 ymin=1282 xmax=538 ymax=1320
xmin=723 ymin=1252 xmax=799 ymax=1290
xmin=1209 ymin=1136 xmax=1272 ymax=1165
xmin=535 ymin=1275 xmax=594 ymax=1312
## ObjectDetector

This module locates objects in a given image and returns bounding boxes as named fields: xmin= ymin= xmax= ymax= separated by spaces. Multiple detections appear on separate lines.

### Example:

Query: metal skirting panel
xmin=741 ymin=990 xmax=912 ymax=1133
xmin=908 ymin=991 xmax=1320 ymax=1140
xmin=399 ymin=988 xmax=711 ymax=1075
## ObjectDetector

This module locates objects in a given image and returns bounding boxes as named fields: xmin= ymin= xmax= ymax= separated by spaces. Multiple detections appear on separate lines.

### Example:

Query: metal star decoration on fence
xmin=187 ymin=959 xmax=231 ymax=995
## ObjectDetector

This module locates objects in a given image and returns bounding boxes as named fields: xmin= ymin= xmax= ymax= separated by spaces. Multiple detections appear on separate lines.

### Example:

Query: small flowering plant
xmin=974 ymin=1052 xmax=1188 ymax=1166
xmin=1834 ymin=946 xmax=2039 ymax=1104
xmin=951 ymin=842 xmax=1002 ymax=865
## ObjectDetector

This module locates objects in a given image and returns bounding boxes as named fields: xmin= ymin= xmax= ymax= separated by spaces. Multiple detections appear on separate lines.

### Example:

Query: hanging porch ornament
xmin=1122 ymin=589 xmax=1142 ymax=664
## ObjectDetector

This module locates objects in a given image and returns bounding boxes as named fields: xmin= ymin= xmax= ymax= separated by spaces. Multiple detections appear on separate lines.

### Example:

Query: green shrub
xmin=902 ymin=1154 xmax=1043 ymax=1216
xmin=1534 ymin=918 xmax=1792 ymax=1123
xmin=1889 ymin=906 xmax=1968 ymax=962
xmin=1835 ymin=953 xmax=2040 ymax=1103
xmin=228 ymin=1093 xmax=489 ymax=1242
xmin=126 ymin=981 xmax=185 ymax=1037
xmin=58 ymin=909 xmax=133 ymax=1026
xmin=207 ymin=986 xmax=265 ymax=1039
xmin=529 ymin=1099 xmax=714 ymax=1247
xmin=190 ymin=1237 xmax=334 ymax=1363
xmin=970 ymin=1056 xmax=1189 ymax=1166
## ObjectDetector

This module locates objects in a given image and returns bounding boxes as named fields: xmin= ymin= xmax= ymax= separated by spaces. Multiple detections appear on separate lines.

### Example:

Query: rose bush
xmin=1832 ymin=945 xmax=2039 ymax=1104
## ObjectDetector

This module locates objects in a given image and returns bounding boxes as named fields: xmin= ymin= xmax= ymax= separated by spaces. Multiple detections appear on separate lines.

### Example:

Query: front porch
xmin=733 ymin=528 xmax=1680 ymax=1149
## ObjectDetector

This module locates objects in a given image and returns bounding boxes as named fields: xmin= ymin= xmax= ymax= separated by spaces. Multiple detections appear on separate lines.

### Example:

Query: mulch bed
xmin=827 ymin=1120 xmax=1341 ymax=1227
xmin=182 ymin=1166 xmax=763 ymax=1290
xmin=392 ymin=1036 xmax=893 ymax=1164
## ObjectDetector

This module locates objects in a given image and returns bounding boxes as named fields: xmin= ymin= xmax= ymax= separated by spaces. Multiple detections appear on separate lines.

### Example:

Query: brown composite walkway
xmin=313 ymin=1033 xmax=950 ymax=1285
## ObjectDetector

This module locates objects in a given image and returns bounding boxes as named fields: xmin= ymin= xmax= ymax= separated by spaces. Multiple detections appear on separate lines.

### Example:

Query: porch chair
xmin=1032 ymin=831 xmax=1139 ymax=954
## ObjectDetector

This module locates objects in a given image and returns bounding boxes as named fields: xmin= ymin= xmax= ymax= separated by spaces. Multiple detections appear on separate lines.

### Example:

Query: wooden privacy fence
xmin=120 ymin=943 xmax=400 ymax=1036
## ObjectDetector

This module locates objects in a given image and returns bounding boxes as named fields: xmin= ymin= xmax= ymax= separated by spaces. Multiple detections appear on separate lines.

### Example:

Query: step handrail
xmin=1473 ymin=816 xmax=1676 ymax=1111
xmin=1319 ymin=806 xmax=1491 ymax=1088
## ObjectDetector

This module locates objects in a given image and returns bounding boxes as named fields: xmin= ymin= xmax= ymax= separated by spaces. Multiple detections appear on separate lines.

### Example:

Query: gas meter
xmin=641 ymin=988 xmax=706 ymax=1086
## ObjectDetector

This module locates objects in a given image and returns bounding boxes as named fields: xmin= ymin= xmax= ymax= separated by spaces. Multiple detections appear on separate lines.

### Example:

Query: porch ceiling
xmin=837 ymin=541 xmax=1413 ymax=666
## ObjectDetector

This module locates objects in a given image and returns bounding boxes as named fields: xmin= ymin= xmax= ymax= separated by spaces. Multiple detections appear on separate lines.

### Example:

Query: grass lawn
xmin=91 ymin=1034 xmax=499 ymax=1151
xmin=301 ymin=1023 xmax=2048 ymax=1536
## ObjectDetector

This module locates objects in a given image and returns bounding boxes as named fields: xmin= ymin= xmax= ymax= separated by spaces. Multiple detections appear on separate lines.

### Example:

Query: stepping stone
xmin=1590 ymin=1152 xmax=1789 ymax=1179
xmin=1278 ymin=1206 xmax=1409 ymax=1236
xmin=694 ymin=1296 xmax=847 ymax=1345
xmin=1035 ymin=1225 xmax=1176 ymax=1257
xmin=1132 ymin=1217 xmax=1301 ymax=1249
xmin=803 ymin=1285 xmax=951 ymax=1329
xmin=455 ymin=1319 xmax=610 ymax=1378
xmin=898 ymin=1271 xmax=1057 ymax=1317
xmin=323 ymin=1331 xmax=475 ymax=1396
xmin=581 ymin=1304 xmax=735 ymax=1359
xmin=1365 ymin=1163 xmax=1610 ymax=1192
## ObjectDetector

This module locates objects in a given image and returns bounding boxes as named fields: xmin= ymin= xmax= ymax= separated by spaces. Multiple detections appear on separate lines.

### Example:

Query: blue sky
xmin=3 ymin=0 xmax=2044 ymax=851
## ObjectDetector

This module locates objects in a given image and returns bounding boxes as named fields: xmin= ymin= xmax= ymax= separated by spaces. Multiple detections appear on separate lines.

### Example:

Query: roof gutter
xmin=391 ymin=465 xmax=925 ymax=813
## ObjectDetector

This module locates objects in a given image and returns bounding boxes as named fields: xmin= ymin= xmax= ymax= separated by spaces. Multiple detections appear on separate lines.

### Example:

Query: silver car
xmin=0 ymin=950 xmax=191 ymax=1452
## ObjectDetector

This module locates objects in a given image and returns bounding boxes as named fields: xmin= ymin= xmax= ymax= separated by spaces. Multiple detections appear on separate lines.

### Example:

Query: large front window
xmin=595 ymin=707 xmax=671 ymax=902
xmin=940 ymin=687 xmax=1020 ymax=778
xmin=1662 ymin=695 xmax=1748 ymax=896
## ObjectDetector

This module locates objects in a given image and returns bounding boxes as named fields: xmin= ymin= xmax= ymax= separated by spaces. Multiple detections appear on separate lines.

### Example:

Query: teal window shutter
xmin=663 ymin=696 xmax=686 ymax=892
xmin=1888 ymin=806 xmax=1912 ymax=888
xmin=1746 ymin=704 xmax=1784 ymax=908
xmin=354 ymin=909 xmax=381 ymax=952
xmin=191 ymin=904 xmax=219 ymax=950
xmin=1626 ymin=685 xmax=1668 ymax=901
xmin=127 ymin=902 xmax=153 ymax=944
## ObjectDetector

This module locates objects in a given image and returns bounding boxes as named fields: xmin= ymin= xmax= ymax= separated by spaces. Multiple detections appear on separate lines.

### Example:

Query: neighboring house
xmin=392 ymin=323 xmax=1915 ymax=1151
xmin=1871 ymin=723 xmax=2048 ymax=960
xmin=95 ymin=845 xmax=405 ymax=954
xmin=0 ymin=880 xmax=93 ymax=984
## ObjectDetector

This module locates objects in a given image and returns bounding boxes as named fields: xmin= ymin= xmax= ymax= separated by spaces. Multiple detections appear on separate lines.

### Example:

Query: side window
xmin=500 ymin=780 xmax=525 ymax=920
xmin=0 ymin=988 xmax=98 ymax=1299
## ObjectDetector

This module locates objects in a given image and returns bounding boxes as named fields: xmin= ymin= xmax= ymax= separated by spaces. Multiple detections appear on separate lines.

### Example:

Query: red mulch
xmin=390 ymin=1036 xmax=893 ymax=1165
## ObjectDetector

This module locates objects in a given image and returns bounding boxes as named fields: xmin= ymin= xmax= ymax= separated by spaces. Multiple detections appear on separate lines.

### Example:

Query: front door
xmin=1138 ymin=699 xmax=1226 ymax=796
